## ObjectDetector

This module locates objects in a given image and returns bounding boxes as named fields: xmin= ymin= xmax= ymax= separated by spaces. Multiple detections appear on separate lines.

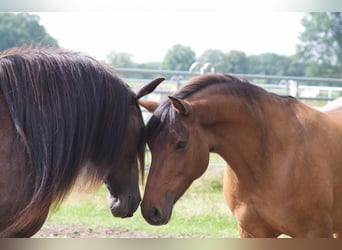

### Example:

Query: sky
xmin=35 ymin=11 xmax=305 ymax=64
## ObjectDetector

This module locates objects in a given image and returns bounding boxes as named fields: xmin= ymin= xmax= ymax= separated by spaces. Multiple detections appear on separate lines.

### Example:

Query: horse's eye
xmin=174 ymin=141 xmax=187 ymax=150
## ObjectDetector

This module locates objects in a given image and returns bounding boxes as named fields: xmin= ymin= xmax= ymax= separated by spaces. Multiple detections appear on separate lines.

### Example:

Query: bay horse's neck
xmin=191 ymin=86 xmax=306 ymax=185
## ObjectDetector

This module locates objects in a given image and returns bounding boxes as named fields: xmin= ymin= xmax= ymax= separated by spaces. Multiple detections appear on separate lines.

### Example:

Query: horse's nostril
xmin=151 ymin=207 xmax=162 ymax=223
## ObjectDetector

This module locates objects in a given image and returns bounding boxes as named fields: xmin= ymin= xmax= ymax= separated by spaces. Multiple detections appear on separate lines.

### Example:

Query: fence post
xmin=288 ymin=80 xmax=298 ymax=97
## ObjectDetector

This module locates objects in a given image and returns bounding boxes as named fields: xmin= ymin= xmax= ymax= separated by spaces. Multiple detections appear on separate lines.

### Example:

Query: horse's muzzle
xmin=140 ymin=200 xmax=173 ymax=225
xmin=108 ymin=194 xmax=141 ymax=218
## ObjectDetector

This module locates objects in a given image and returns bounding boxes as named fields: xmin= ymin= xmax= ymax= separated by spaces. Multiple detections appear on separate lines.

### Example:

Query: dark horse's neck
xmin=191 ymin=82 xmax=305 ymax=186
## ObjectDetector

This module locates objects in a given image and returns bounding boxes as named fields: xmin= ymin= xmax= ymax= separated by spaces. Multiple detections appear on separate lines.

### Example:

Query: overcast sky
xmin=35 ymin=11 xmax=305 ymax=63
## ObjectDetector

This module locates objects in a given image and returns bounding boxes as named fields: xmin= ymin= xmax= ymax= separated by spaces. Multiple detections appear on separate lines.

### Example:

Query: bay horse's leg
xmin=238 ymin=224 xmax=255 ymax=238
xmin=223 ymin=166 xmax=280 ymax=238
xmin=237 ymin=224 xmax=280 ymax=238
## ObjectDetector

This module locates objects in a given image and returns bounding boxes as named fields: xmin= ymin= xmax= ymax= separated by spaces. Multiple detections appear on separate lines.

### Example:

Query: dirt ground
xmin=34 ymin=224 xmax=158 ymax=238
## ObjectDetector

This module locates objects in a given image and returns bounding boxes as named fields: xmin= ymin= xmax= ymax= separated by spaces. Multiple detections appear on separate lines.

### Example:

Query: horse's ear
xmin=136 ymin=77 xmax=165 ymax=99
xmin=139 ymin=99 xmax=160 ymax=113
xmin=168 ymin=96 xmax=191 ymax=116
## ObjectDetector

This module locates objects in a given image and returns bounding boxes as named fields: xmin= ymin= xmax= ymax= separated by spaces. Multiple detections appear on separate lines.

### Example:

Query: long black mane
xmin=0 ymin=47 xmax=135 ymax=228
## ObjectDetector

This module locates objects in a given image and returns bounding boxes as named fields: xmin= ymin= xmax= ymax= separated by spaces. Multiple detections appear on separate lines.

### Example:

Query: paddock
xmin=35 ymin=154 xmax=234 ymax=238
xmin=33 ymin=71 xmax=342 ymax=237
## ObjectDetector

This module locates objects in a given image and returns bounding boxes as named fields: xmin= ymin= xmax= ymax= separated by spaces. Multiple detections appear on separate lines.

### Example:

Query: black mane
xmin=0 ymin=47 xmax=137 ymax=228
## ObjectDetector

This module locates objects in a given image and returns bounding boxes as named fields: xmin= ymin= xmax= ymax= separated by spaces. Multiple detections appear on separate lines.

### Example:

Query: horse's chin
xmin=142 ymin=206 xmax=173 ymax=226
xmin=141 ymin=196 xmax=174 ymax=226
xmin=108 ymin=194 xmax=140 ymax=218
xmin=154 ymin=208 xmax=172 ymax=226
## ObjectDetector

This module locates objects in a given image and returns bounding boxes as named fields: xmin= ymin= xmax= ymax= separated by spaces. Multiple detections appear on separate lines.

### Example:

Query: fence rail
xmin=120 ymin=68 xmax=342 ymax=169
xmin=116 ymin=68 xmax=342 ymax=103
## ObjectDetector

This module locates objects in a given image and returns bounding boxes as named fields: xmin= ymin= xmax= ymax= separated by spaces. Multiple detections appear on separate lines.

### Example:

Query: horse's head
xmin=140 ymin=95 xmax=210 ymax=225
xmin=104 ymin=99 xmax=143 ymax=218
xmin=104 ymin=78 xmax=165 ymax=218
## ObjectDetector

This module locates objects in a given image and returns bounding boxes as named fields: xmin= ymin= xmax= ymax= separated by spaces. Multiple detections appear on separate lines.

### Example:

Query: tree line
xmin=107 ymin=13 xmax=342 ymax=81
xmin=0 ymin=13 xmax=58 ymax=50
xmin=1 ymin=13 xmax=342 ymax=81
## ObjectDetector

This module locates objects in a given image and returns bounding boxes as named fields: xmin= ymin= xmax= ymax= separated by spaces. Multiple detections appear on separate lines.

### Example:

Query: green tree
xmin=247 ymin=53 xmax=292 ymax=76
xmin=106 ymin=51 xmax=162 ymax=79
xmin=106 ymin=51 xmax=135 ymax=68
xmin=135 ymin=62 xmax=162 ymax=78
xmin=297 ymin=12 xmax=342 ymax=77
xmin=287 ymin=54 xmax=306 ymax=77
xmin=198 ymin=50 xmax=248 ymax=74
xmin=224 ymin=50 xmax=248 ymax=74
xmin=197 ymin=49 xmax=226 ymax=72
xmin=0 ymin=13 xmax=58 ymax=51
xmin=161 ymin=44 xmax=196 ymax=71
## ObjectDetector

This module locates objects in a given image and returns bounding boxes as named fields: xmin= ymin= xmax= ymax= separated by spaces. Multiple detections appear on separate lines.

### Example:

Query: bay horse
xmin=139 ymin=73 xmax=342 ymax=238
xmin=0 ymin=47 xmax=164 ymax=237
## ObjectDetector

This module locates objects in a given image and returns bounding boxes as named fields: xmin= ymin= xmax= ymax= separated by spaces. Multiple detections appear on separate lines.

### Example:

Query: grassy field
xmin=37 ymin=84 xmax=329 ymax=238
xmin=38 ymin=154 xmax=239 ymax=238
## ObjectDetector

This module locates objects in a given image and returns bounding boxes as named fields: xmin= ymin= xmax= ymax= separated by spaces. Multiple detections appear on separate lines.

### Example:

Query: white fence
xmin=120 ymin=68 xmax=342 ymax=168
xmin=116 ymin=68 xmax=342 ymax=104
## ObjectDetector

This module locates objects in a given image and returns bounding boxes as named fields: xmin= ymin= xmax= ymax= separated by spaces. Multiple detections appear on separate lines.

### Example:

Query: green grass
xmin=42 ymin=154 xmax=239 ymax=238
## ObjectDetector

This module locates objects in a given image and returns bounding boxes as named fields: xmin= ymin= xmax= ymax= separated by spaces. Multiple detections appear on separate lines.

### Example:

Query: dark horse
xmin=0 ymin=47 xmax=161 ymax=237
xmin=139 ymin=73 xmax=342 ymax=238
